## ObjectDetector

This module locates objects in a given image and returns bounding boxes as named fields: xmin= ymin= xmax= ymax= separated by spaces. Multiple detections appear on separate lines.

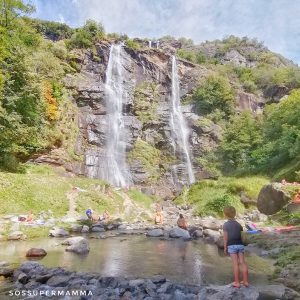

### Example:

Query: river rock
xmin=199 ymin=218 xmax=222 ymax=230
xmin=287 ymin=203 xmax=300 ymax=213
xmin=70 ymin=224 xmax=83 ymax=232
xmin=46 ymin=275 xmax=71 ymax=287
xmin=65 ymin=237 xmax=90 ymax=254
xmin=18 ymin=272 xmax=29 ymax=284
xmin=203 ymin=229 xmax=221 ymax=243
xmin=146 ymin=229 xmax=164 ymax=237
xmin=91 ymin=226 xmax=105 ymax=232
xmin=81 ymin=225 xmax=90 ymax=233
xmin=8 ymin=231 xmax=26 ymax=240
xmin=257 ymin=183 xmax=291 ymax=215
xmin=49 ymin=227 xmax=69 ymax=237
xmin=169 ymin=228 xmax=191 ymax=239
xmin=198 ymin=285 xmax=259 ymax=300
xmin=26 ymin=248 xmax=47 ymax=258
xmin=0 ymin=267 xmax=14 ymax=277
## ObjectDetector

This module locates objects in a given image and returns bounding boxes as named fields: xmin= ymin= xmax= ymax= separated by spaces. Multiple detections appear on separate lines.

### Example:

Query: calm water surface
xmin=0 ymin=235 xmax=274 ymax=286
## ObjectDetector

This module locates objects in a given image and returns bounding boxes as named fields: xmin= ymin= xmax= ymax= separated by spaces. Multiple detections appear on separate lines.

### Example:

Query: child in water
xmin=223 ymin=206 xmax=249 ymax=288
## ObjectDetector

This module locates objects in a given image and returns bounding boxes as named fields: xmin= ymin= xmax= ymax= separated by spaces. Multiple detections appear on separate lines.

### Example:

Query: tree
xmin=193 ymin=75 xmax=235 ymax=119
xmin=0 ymin=0 xmax=34 ymax=27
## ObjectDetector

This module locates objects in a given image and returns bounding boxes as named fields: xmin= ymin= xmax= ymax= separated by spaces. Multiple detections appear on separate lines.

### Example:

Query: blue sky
xmin=31 ymin=0 xmax=300 ymax=64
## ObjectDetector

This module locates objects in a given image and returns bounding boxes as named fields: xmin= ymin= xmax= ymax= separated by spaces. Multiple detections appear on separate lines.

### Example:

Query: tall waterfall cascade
xmin=86 ymin=44 xmax=131 ymax=187
xmin=103 ymin=44 xmax=131 ymax=187
xmin=169 ymin=56 xmax=195 ymax=185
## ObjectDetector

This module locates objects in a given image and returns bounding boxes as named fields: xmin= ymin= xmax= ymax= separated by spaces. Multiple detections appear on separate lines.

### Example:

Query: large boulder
xmin=8 ymin=231 xmax=26 ymax=241
xmin=26 ymin=248 xmax=47 ymax=258
xmin=49 ymin=227 xmax=69 ymax=237
xmin=257 ymin=183 xmax=291 ymax=215
xmin=203 ymin=229 xmax=221 ymax=243
xmin=146 ymin=229 xmax=164 ymax=237
xmin=199 ymin=285 xmax=259 ymax=300
xmin=169 ymin=228 xmax=190 ymax=239
xmin=199 ymin=218 xmax=222 ymax=231
xmin=63 ymin=237 xmax=90 ymax=254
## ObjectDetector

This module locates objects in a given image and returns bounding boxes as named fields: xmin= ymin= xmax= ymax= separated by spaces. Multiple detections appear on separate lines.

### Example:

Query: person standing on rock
xmin=223 ymin=206 xmax=249 ymax=288
xmin=177 ymin=214 xmax=188 ymax=230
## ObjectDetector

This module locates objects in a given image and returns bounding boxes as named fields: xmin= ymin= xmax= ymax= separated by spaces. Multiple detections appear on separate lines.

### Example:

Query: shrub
xmin=193 ymin=75 xmax=235 ymax=119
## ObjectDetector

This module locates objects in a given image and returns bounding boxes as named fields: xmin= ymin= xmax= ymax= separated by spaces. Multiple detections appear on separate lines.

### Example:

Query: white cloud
xmin=34 ymin=0 xmax=300 ymax=64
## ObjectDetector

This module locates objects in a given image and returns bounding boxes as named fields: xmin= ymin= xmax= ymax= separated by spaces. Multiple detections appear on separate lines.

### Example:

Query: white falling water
xmin=102 ymin=44 xmax=131 ymax=187
xmin=169 ymin=56 xmax=195 ymax=185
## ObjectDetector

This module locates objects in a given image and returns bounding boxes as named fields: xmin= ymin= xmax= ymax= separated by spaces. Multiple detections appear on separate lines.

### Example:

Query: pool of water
xmin=0 ymin=235 xmax=274 ymax=286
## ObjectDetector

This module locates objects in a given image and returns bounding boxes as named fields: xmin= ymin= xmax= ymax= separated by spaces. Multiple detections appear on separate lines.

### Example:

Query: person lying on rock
xmin=155 ymin=211 xmax=164 ymax=225
xmin=177 ymin=214 xmax=188 ymax=230
xmin=223 ymin=206 xmax=249 ymax=288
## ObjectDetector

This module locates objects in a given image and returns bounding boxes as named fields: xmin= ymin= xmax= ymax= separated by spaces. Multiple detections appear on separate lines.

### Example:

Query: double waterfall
xmin=97 ymin=46 xmax=194 ymax=187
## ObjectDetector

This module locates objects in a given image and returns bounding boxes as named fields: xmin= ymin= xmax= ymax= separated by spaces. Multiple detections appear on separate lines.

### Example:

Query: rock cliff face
xmin=64 ymin=41 xmax=218 ymax=198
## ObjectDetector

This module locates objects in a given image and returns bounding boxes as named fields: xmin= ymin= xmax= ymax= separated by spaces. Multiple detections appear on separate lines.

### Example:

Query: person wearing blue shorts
xmin=223 ymin=206 xmax=249 ymax=288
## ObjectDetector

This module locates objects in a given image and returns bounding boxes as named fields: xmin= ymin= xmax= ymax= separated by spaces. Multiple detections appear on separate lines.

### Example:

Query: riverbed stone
xmin=0 ymin=267 xmax=14 ymax=277
xmin=8 ymin=231 xmax=26 ymax=240
xmin=46 ymin=275 xmax=71 ymax=287
xmin=169 ymin=228 xmax=191 ymax=239
xmin=198 ymin=285 xmax=259 ymax=300
xmin=199 ymin=218 xmax=222 ymax=230
xmin=146 ymin=228 xmax=164 ymax=237
xmin=70 ymin=224 xmax=83 ymax=232
xmin=49 ymin=227 xmax=69 ymax=237
xmin=65 ymin=237 xmax=90 ymax=254
xmin=26 ymin=248 xmax=47 ymax=258
xmin=203 ymin=229 xmax=221 ymax=243
xmin=91 ymin=226 xmax=105 ymax=232
xmin=81 ymin=225 xmax=90 ymax=233
xmin=18 ymin=272 xmax=29 ymax=284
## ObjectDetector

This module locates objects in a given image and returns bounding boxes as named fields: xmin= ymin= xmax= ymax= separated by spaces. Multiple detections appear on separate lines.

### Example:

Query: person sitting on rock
xmin=155 ymin=211 xmax=163 ymax=225
xmin=86 ymin=209 xmax=99 ymax=222
xmin=177 ymin=214 xmax=188 ymax=230
xmin=292 ymin=190 xmax=300 ymax=203
xmin=100 ymin=210 xmax=111 ymax=221
xmin=26 ymin=211 xmax=34 ymax=222
xmin=155 ymin=202 xmax=162 ymax=213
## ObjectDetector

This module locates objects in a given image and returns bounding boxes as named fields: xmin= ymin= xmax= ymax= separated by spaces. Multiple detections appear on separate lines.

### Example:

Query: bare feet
xmin=231 ymin=282 xmax=240 ymax=288
xmin=243 ymin=282 xmax=249 ymax=287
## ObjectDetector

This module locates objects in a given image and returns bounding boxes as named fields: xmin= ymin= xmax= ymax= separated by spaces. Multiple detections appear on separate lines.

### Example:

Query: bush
xmin=125 ymin=39 xmax=140 ymax=50
xmin=193 ymin=75 xmax=235 ymax=119
xmin=205 ymin=194 xmax=242 ymax=216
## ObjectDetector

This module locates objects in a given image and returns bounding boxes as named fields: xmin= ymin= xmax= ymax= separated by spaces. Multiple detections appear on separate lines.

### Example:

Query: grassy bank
xmin=0 ymin=164 xmax=153 ymax=219
xmin=175 ymin=176 xmax=269 ymax=217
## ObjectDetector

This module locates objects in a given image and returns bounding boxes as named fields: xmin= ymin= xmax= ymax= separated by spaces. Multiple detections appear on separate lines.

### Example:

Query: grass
xmin=175 ymin=175 xmax=269 ymax=217
xmin=0 ymin=163 xmax=110 ymax=217
xmin=127 ymin=189 xmax=155 ymax=210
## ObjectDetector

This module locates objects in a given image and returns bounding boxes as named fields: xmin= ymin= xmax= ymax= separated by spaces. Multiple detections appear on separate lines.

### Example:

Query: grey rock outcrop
xmin=257 ymin=183 xmax=291 ymax=215
xmin=62 ymin=236 xmax=90 ymax=254
xmin=146 ymin=229 xmax=164 ymax=237
xmin=49 ymin=227 xmax=69 ymax=237
xmin=169 ymin=227 xmax=190 ymax=239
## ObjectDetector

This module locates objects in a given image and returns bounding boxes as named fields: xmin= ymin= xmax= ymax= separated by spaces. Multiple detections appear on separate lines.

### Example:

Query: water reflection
xmin=0 ymin=235 xmax=274 ymax=286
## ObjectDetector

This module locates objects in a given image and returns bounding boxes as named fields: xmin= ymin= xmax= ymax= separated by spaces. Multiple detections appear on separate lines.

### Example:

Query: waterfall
xmin=102 ymin=44 xmax=131 ymax=187
xmin=169 ymin=56 xmax=195 ymax=185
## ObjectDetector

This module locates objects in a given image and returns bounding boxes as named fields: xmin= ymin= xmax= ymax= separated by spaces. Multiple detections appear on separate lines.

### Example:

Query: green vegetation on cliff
xmin=176 ymin=176 xmax=269 ymax=217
